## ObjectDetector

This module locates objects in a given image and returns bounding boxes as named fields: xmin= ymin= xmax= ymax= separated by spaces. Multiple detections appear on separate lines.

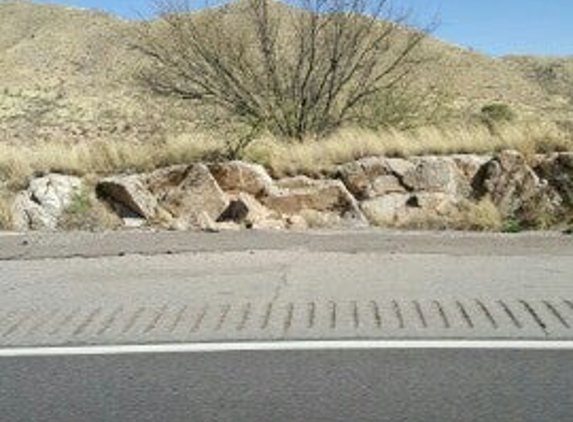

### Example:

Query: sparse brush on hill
xmin=0 ymin=0 xmax=572 ymax=184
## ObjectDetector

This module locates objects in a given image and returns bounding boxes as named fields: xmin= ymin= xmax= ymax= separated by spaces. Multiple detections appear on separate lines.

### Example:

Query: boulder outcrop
xmin=7 ymin=150 xmax=572 ymax=233
xmin=533 ymin=152 xmax=573 ymax=206
xmin=474 ymin=150 xmax=562 ymax=221
xmin=97 ymin=164 xmax=229 ymax=229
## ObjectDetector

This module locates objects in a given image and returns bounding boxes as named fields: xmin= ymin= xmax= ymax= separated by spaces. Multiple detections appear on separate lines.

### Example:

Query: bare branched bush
xmin=134 ymin=0 xmax=431 ymax=140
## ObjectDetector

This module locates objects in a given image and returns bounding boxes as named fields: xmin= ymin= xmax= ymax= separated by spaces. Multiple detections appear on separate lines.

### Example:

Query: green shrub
xmin=480 ymin=103 xmax=516 ymax=125
xmin=502 ymin=217 xmax=523 ymax=233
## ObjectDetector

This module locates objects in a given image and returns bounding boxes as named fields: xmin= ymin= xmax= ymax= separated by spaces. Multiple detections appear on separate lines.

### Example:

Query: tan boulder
xmin=360 ymin=193 xmax=411 ymax=226
xmin=208 ymin=161 xmax=277 ymax=198
xmin=97 ymin=174 xmax=158 ymax=220
xmin=251 ymin=218 xmax=287 ymax=230
xmin=451 ymin=154 xmax=492 ymax=197
xmin=148 ymin=164 xmax=229 ymax=228
xmin=337 ymin=157 xmax=411 ymax=200
xmin=217 ymin=192 xmax=277 ymax=227
xmin=263 ymin=176 xmax=367 ymax=226
xmin=285 ymin=214 xmax=308 ymax=230
xmin=299 ymin=210 xmax=347 ymax=228
xmin=361 ymin=192 xmax=460 ymax=227
xmin=171 ymin=211 xmax=241 ymax=232
xmin=402 ymin=156 xmax=463 ymax=195
xmin=451 ymin=155 xmax=492 ymax=181
xmin=98 ymin=164 xmax=229 ymax=229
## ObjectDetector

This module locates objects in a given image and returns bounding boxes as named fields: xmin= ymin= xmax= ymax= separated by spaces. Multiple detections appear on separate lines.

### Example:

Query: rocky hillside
xmin=1 ymin=1 xmax=573 ymax=144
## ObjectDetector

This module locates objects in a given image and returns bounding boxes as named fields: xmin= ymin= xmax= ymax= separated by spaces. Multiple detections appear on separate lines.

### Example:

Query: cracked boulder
xmin=474 ymin=150 xmax=562 ymax=221
xmin=209 ymin=161 xmax=277 ymax=198
xmin=97 ymin=164 xmax=229 ymax=230
xmin=401 ymin=156 xmax=464 ymax=196
xmin=217 ymin=192 xmax=281 ymax=228
xmin=262 ymin=176 xmax=368 ymax=227
xmin=146 ymin=164 xmax=229 ymax=230
xmin=337 ymin=157 xmax=412 ymax=200
xmin=96 ymin=174 xmax=159 ymax=223
xmin=12 ymin=174 xmax=83 ymax=230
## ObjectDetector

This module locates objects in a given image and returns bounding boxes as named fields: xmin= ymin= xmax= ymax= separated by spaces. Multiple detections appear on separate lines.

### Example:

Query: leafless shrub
xmin=134 ymin=0 xmax=432 ymax=141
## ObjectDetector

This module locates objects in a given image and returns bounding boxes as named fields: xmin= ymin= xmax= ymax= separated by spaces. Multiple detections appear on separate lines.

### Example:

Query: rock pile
xmin=10 ymin=151 xmax=573 ymax=231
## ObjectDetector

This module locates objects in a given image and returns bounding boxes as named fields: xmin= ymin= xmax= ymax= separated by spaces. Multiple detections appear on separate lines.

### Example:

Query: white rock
xmin=12 ymin=174 xmax=83 ymax=231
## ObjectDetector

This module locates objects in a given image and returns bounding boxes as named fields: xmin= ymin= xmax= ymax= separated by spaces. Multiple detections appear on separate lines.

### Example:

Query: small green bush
xmin=502 ymin=217 xmax=523 ymax=233
xmin=480 ymin=103 xmax=516 ymax=125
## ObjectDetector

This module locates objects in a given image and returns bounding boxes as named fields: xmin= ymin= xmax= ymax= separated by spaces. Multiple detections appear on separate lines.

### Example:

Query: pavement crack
xmin=270 ymin=265 xmax=290 ymax=303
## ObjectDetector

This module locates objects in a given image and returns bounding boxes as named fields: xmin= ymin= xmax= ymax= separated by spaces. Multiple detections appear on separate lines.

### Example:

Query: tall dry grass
xmin=0 ymin=192 xmax=13 ymax=230
xmin=0 ymin=134 xmax=225 ymax=190
xmin=0 ymin=120 xmax=570 ymax=190
xmin=246 ymin=120 xmax=572 ymax=176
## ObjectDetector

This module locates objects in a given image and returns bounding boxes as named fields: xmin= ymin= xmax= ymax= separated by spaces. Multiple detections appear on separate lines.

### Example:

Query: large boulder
xmin=338 ymin=155 xmax=470 ymax=200
xmin=208 ymin=161 xmax=277 ymax=198
xmin=451 ymin=154 xmax=492 ymax=197
xmin=146 ymin=164 xmax=229 ymax=229
xmin=337 ymin=157 xmax=411 ymax=200
xmin=451 ymin=155 xmax=492 ymax=181
xmin=360 ymin=193 xmax=411 ymax=226
xmin=97 ymin=164 xmax=229 ymax=230
xmin=217 ymin=192 xmax=280 ymax=228
xmin=96 ymin=174 xmax=159 ymax=220
xmin=401 ymin=156 xmax=464 ymax=195
xmin=12 ymin=174 xmax=83 ymax=230
xmin=361 ymin=192 xmax=460 ymax=226
xmin=474 ymin=150 xmax=562 ymax=220
xmin=262 ymin=176 xmax=367 ymax=227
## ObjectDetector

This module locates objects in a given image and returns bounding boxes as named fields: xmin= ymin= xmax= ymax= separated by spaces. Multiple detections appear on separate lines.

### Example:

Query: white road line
xmin=1 ymin=340 xmax=573 ymax=357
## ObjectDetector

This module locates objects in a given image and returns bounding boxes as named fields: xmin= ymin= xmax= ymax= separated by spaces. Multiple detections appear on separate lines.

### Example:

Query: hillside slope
xmin=1 ymin=1 xmax=572 ymax=144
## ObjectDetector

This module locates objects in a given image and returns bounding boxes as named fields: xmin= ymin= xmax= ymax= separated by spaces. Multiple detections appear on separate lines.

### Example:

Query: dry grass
xmin=0 ymin=192 xmax=13 ymax=230
xmin=452 ymin=198 xmax=503 ymax=231
xmin=0 ymin=120 xmax=571 ymax=190
xmin=58 ymin=184 xmax=122 ymax=231
xmin=246 ymin=120 xmax=573 ymax=176
xmin=391 ymin=198 xmax=503 ymax=232
xmin=0 ymin=134 xmax=224 ymax=190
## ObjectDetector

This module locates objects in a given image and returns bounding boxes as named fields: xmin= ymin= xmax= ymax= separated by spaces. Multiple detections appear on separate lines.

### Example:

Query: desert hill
xmin=1 ymin=0 xmax=572 ymax=144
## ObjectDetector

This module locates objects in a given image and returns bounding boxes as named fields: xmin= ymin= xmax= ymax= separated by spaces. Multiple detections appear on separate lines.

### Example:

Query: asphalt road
xmin=1 ymin=348 xmax=572 ymax=422
xmin=1 ymin=230 xmax=572 ymax=421
xmin=0 ymin=230 xmax=572 ymax=345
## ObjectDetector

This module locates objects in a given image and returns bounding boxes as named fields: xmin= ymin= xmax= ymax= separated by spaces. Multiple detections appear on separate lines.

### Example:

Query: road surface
xmin=0 ymin=230 xmax=572 ymax=421
xmin=0 ymin=230 xmax=572 ymax=345
xmin=1 ymin=347 xmax=573 ymax=422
